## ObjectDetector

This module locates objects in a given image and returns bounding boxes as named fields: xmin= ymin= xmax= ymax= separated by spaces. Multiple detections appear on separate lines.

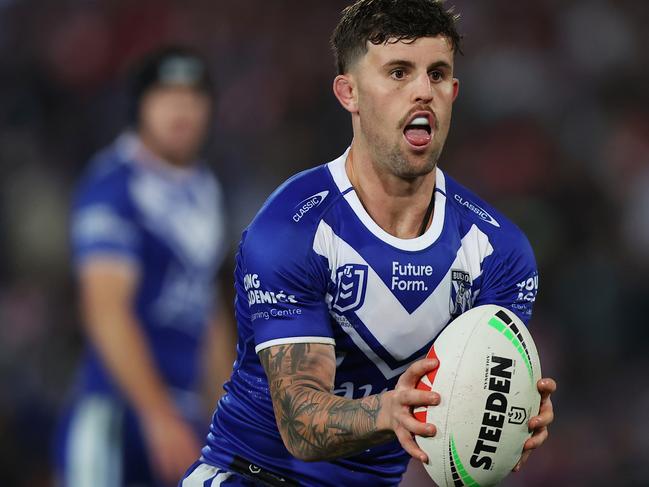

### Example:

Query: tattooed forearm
xmin=259 ymin=343 xmax=394 ymax=461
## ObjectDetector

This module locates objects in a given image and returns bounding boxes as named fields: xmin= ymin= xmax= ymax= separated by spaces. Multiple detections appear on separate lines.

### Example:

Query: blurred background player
xmin=54 ymin=46 xmax=236 ymax=487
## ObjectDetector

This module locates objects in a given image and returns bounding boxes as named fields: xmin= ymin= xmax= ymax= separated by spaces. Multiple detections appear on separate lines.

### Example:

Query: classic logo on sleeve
xmin=292 ymin=191 xmax=329 ymax=223
xmin=454 ymin=194 xmax=500 ymax=228
xmin=332 ymin=264 xmax=368 ymax=313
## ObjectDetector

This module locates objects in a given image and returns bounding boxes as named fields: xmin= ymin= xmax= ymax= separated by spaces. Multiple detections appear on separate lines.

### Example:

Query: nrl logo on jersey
xmin=332 ymin=264 xmax=368 ymax=313
xmin=449 ymin=269 xmax=473 ymax=318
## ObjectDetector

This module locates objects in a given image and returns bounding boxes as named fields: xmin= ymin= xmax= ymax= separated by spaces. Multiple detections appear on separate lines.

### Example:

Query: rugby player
xmin=182 ymin=1 xmax=556 ymax=485
xmin=55 ymin=46 xmax=236 ymax=487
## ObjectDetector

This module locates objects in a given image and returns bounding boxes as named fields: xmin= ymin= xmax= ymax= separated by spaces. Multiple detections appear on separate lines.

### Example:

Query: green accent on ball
xmin=450 ymin=436 xmax=481 ymax=487
xmin=488 ymin=317 xmax=533 ymax=382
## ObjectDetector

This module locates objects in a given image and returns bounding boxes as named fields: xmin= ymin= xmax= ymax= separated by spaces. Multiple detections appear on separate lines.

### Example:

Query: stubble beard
xmin=367 ymin=130 xmax=440 ymax=180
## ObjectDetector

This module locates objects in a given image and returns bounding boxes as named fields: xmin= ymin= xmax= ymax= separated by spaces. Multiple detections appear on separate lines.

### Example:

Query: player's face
xmin=352 ymin=36 xmax=459 ymax=178
xmin=138 ymin=86 xmax=211 ymax=165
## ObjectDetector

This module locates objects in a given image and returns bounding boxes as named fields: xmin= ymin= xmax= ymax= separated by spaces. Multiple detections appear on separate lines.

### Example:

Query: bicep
xmin=78 ymin=258 xmax=139 ymax=322
xmin=258 ymin=342 xmax=336 ymax=395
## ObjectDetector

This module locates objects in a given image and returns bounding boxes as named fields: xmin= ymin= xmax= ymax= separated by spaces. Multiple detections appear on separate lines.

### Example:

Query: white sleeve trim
xmin=75 ymin=252 xmax=141 ymax=273
xmin=255 ymin=336 xmax=336 ymax=354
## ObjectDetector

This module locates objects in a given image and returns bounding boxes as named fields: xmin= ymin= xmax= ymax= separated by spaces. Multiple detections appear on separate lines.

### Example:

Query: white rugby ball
xmin=414 ymin=305 xmax=541 ymax=487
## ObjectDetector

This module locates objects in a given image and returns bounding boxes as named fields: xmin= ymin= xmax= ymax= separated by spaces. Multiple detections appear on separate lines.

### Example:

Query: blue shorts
xmin=54 ymin=394 xmax=206 ymax=487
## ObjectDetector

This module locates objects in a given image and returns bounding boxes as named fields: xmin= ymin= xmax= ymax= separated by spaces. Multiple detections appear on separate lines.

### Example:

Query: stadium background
xmin=0 ymin=0 xmax=647 ymax=485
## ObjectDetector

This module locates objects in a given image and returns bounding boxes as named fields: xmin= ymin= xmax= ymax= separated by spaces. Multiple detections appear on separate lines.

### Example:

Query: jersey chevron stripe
xmin=314 ymin=220 xmax=494 ymax=374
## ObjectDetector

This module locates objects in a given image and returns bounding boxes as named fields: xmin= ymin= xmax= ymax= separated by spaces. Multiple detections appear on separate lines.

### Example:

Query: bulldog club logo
xmin=332 ymin=264 xmax=368 ymax=313
xmin=449 ymin=269 xmax=472 ymax=318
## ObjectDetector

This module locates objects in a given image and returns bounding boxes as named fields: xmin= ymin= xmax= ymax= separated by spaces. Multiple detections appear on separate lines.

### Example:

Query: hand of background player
xmin=141 ymin=407 xmax=202 ymax=485
xmin=380 ymin=358 xmax=440 ymax=463
xmin=513 ymin=377 xmax=557 ymax=472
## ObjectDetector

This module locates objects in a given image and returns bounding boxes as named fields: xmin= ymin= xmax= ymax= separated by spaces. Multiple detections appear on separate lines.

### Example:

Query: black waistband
xmin=229 ymin=455 xmax=301 ymax=486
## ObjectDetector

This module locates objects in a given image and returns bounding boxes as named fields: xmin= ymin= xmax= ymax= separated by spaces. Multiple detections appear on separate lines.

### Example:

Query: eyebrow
xmin=383 ymin=59 xmax=452 ymax=71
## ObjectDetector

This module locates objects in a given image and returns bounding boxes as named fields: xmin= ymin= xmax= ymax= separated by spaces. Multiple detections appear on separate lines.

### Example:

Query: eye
xmin=429 ymin=70 xmax=443 ymax=82
xmin=391 ymin=69 xmax=406 ymax=80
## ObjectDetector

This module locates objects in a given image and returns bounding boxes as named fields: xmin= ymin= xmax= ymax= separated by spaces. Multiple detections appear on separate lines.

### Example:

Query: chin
xmin=162 ymin=146 xmax=198 ymax=166
xmin=391 ymin=158 xmax=435 ymax=179
xmin=396 ymin=149 xmax=437 ymax=178
xmin=402 ymin=165 xmax=436 ymax=179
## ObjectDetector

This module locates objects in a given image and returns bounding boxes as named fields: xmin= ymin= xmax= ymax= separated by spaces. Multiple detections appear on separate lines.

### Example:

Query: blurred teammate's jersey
xmin=199 ymin=149 xmax=538 ymax=486
xmin=57 ymin=133 xmax=226 ymax=487
xmin=71 ymin=132 xmax=227 ymax=394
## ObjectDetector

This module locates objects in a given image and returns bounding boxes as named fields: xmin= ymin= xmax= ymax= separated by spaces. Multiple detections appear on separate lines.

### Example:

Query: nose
xmin=411 ymin=72 xmax=433 ymax=104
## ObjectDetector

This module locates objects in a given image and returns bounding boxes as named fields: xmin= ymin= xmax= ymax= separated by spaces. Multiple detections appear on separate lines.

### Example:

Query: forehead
xmin=362 ymin=35 xmax=455 ymax=69
xmin=146 ymin=84 xmax=209 ymax=98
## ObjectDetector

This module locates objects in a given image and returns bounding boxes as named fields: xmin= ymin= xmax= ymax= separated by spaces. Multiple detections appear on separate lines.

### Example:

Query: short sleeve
xmin=71 ymin=174 xmax=141 ymax=269
xmin=240 ymin=218 xmax=333 ymax=354
xmin=473 ymin=230 xmax=538 ymax=325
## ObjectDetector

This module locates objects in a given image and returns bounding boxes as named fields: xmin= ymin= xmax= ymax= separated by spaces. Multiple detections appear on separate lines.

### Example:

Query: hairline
xmin=342 ymin=34 xmax=457 ymax=75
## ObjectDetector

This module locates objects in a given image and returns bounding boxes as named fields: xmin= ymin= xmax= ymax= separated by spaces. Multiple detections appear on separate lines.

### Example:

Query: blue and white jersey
xmin=202 ymin=150 xmax=538 ymax=486
xmin=71 ymin=133 xmax=227 ymax=395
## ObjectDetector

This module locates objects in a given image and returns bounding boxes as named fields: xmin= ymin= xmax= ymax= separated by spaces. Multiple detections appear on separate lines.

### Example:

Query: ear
xmin=333 ymin=74 xmax=358 ymax=114
xmin=452 ymin=78 xmax=460 ymax=102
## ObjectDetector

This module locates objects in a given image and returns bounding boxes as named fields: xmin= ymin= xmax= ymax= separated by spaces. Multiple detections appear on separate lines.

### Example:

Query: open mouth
xmin=403 ymin=114 xmax=433 ymax=148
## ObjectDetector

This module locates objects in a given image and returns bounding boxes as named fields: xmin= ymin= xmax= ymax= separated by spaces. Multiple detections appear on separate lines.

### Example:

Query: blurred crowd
xmin=0 ymin=0 xmax=647 ymax=486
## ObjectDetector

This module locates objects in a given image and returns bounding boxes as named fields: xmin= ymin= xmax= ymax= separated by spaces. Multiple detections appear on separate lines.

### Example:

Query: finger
xmin=538 ymin=395 xmax=555 ymax=414
xmin=172 ymin=449 xmax=192 ymax=476
xmin=400 ymin=413 xmax=437 ymax=437
xmin=150 ymin=446 xmax=170 ymax=477
xmin=529 ymin=411 xmax=553 ymax=430
xmin=396 ymin=428 xmax=429 ymax=464
xmin=164 ymin=455 xmax=181 ymax=484
xmin=529 ymin=399 xmax=554 ymax=429
xmin=513 ymin=450 xmax=531 ymax=472
xmin=156 ymin=437 xmax=193 ymax=484
xmin=174 ymin=458 xmax=192 ymax=484
xmin=399 ymin=359 xmax=439 ymax=387
xmin=174 ymin=438 xmax=200 ymax=477
xmin=398 ymin=389 xmax=440 ymax=408
xmin=170 ymin=462 xmax=186 ymax=485
xmin=157 ymin=453 xmax=176 ymax=484
xmin=537 ymin=378 xmax=557 ymax=400
xmin=523 ymin=427 xmax=548 ymax=451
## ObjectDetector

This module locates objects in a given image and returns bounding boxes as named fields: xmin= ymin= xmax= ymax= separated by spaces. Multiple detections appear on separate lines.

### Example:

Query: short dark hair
xmin=128 ymin=45 xmax=213 ymax=124
xmin=331 ymin=0 xmax=462 ymax=74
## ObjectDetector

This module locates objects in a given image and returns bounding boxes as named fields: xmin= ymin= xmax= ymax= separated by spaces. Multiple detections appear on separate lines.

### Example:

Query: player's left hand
xmin=513 ymin=377 xmax=556 ymax=472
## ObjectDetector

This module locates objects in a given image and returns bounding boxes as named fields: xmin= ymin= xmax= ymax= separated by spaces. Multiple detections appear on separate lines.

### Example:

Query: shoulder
xmin=244 ymin=163 xmax=341 ymax=253
xmin=236 ymin=162 xmax=342 ymax=297
xmin=70 ymin=141 xmax=143 ymax=259
xmin=74 ymin=141 xmax=134 ymax=210
xmin=443 ymin=171 xmax=533 ymax=260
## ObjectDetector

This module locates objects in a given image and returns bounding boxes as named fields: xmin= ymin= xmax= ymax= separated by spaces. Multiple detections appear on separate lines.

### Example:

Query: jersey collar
xmin=327 ymin=148 xmax=447 ymax=251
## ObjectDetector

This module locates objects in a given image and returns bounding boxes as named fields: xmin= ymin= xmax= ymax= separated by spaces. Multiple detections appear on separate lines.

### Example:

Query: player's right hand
xmin=140 ymin=408 xmax=202 ymax=486
xmin=381 ymin=358 xmax=440 ymax=464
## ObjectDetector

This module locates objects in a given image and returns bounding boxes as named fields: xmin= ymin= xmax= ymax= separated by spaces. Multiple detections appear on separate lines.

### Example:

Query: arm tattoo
xmin=259 ymin=343 xmax=394 ymax=461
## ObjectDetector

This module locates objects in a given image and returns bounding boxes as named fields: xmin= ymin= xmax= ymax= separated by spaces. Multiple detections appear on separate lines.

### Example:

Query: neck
xmin=346 ymin=140 xmax=437 ymax=239
xmin=138 ymin=131 xmax=194 ymax=169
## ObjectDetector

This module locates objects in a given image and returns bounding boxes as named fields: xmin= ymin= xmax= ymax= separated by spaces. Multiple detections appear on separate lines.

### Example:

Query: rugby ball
xmin=414 ymin=305 xmax=541 ymax=487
